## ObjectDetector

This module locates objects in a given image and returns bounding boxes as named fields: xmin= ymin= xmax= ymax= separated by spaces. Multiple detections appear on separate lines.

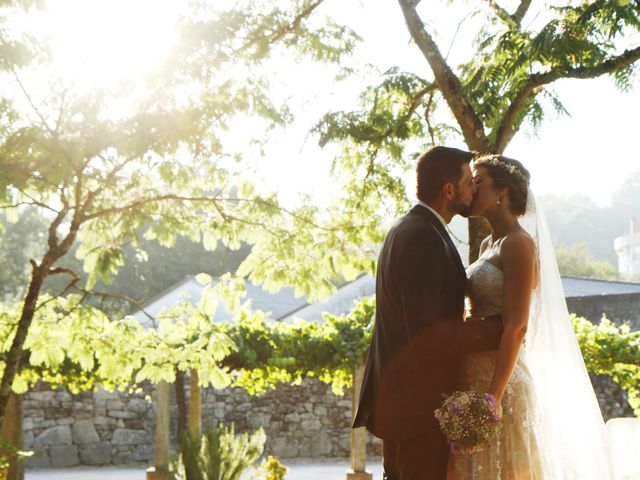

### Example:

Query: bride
xmin=448 ymin=154 xmax=614 ymax=479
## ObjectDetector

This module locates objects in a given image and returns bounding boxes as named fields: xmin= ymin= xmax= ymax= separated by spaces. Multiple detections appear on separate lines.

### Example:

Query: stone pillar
xmin=1 ymin=392 xmax=24 ymax=480
xmin=188 ymin=369 xmax=201 ymax=439
xmin=347 ymin=364 xmax=372 ymax=480
xmin=146 ymin=381 xmax=171 ymax=480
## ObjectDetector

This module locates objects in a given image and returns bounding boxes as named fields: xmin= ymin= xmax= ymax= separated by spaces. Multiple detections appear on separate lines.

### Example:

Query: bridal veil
xmin=521 ymin=189 xmax=615 ymax=479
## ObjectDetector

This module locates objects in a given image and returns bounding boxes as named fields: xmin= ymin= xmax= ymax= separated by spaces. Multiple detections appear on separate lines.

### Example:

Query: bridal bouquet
xmin=434 ymin=390 xmax=502 ymax=454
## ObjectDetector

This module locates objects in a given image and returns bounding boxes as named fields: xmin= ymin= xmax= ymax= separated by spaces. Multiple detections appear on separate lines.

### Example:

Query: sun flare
xmin=29 ymin=0 xmax=182 ymax=90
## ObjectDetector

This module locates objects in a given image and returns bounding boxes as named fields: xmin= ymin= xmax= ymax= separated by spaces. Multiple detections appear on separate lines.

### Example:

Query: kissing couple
xmin=353 ymin=146 xmax=614 ymax=479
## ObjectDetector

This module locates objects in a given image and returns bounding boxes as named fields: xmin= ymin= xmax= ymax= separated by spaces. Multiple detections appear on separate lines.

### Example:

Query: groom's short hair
xmin=416 ymin=146 xmax=474 ymax=202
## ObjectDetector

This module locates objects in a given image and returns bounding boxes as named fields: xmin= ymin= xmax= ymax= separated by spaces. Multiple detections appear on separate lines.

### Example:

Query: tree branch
xmin=53 ymin=85 xmax=72 ymax=137
xmin=70 ymin=286 xmax=155 ymax=325
xmin=83 ymin=194 xmax=346 ymax=234
xmin=397 ymin=0 xmax=490 ymax=151
xmin=1 ymin=201 xmax=49 ymax=210
xmin=47 ymin=207 xmax=69 ymax=250
xmin=15 ymin=187 xmax=59 ymax=214
xmin=49 ymin=160 xmax=89 ymax=258
xmin=494 ymin=45 xmax=640 ymax=152
xmin=446 ymin=9 xmax=480 ymax=60
xmin=484 ymin=0 xmax=531 ymax=28
xmin=10 ymin=73 xmax=54 ymax=134
xmin=83 ymin=156 xmax=138 ymax=213
xmin=48 ymin=267 xmax=80 ymax=278
xmin=35 ymin=269 xmax=80 ymax=312
xmin=424 ymin=90 xmax=437 ymax=145
xmin=484 ymin=0 xmax=517 ymax=29
xmin=372 ymin=83 xmax=438 ymax=142
xmin=237 ymin=0 xmax=326 ymax=56
xmin=512 ymin=0 xmax=532 ymax=26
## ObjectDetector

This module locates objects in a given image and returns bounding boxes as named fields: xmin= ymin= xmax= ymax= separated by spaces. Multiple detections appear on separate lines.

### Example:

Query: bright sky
xmin=507 ymin=77 xmax=640 ymax=206
xmin=20 ymin=0 xmax=640 ymax=208
xmin=248 ymin=0 xmax=640 ymax=208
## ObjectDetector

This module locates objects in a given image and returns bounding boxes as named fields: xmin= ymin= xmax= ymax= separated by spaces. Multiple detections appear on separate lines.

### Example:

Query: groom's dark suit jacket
xmin=353 ymin=205 xmax=502 ymax=474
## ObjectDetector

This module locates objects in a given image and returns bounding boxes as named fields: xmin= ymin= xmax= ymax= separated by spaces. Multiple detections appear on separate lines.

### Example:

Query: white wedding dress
xmin=450 ymin=189 xmax=614 ymax=479
xmin=449 ymin=253 xmax=546 ymax=479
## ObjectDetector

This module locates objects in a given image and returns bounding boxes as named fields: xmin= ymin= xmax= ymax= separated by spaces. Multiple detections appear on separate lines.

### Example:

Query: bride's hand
xmin=486 ymin=393 xmax=503 ymax=420
xmin=493 ymin=398 xmax=503 ymax=420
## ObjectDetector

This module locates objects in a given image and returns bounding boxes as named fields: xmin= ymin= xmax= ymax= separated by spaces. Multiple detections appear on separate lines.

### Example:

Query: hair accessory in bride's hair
xmin=474 ymin=155 xmax=529 ymax=184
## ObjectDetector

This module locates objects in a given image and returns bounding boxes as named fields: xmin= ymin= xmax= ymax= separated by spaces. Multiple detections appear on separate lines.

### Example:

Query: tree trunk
xmin=188 ymin=370 xmax=201 ymax=440
xmin=175 ymin=369 xmax=187 ymax=440
xmin=0 ymin=266 xmax=46 ymax=426
xmin=468 ymin=217 xmax=491 ymax=263
xmin=1 ymin=392 xmax=24 ymax=480
xmin=397 ymin=0 xmax=491 ymax=153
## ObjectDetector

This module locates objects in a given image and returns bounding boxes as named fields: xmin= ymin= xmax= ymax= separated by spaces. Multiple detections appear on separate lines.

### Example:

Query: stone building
xmin=22 ymin=273 xmax=638 ymax=468
xmin=615 ymin=217 xmax=640 ymax=278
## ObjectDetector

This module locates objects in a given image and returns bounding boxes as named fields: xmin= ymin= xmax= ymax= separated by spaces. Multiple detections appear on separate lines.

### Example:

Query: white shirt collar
xmin=417 ymin=200 xmax=448 ymax=229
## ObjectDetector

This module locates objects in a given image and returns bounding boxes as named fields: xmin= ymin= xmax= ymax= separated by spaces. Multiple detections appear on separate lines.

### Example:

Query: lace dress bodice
xmin=466 ymin=257 xmax=504 ymax=318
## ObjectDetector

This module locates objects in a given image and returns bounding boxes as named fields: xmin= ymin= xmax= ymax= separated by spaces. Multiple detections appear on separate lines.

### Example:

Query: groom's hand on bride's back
xmin=465 ymin=314 xmax=501 ymax=323
xmin=415 ymin=314 xmax=503 ymax=358
xmin=476 ymin=314 xmax=503 ymax=328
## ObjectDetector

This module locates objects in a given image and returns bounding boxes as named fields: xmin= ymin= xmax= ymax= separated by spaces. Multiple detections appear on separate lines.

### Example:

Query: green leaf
xmin=195 ymin=273 xmax=213 ymax=286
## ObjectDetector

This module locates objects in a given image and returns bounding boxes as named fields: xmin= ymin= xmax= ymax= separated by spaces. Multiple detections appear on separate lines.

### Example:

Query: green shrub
xmin=573 ymin=315 xmax=640 ymax=416
xmin=170 ymin=424 xmax=267 ymax=480
xmin=260 ymin=455 xmax=288 ymax=480
xmin=0 ymin=434 xmax=31 ymax=480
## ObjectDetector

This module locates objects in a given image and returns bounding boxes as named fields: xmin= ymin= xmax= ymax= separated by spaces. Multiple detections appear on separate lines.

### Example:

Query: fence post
xmin=347 ymin=363 xmax=372 ymax=480
xmin=146 ymin=381 xmax=171 ymax=480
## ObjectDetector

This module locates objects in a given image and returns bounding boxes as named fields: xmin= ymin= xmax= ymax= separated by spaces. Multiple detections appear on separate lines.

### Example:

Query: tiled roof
xmin=132 ymin=276 xmax=307 ymax=329
xmin=561 ymin=276 xmax=640 ymax=298
xmin=132 ymin=274 xmax=640 ymax=329
xmin=281 ymin=275 xmax=375 ymax=323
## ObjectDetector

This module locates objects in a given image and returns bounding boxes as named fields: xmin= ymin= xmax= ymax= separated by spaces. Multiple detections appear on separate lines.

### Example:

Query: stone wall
xmin=21 ymin=372 xmax=632 ymax=468
xmin=591 ymin=374 xmax=634 ymax=419
xmin=23 ymin=387 xmax=154 ymax=467
xmin=199 ymin=381 xmax=382 ymax=458
xmin=22 ymin=380 xmax=382 ymax=468
xmin=20 ymin=293 xmax=638 ymax=467
xmin=566 ymin=293 xmax=640 ymax=329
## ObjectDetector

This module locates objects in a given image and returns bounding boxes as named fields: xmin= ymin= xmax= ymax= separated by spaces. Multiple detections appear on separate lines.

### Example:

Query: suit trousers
xmin=383 ymin=433 xmax=448 ymax=480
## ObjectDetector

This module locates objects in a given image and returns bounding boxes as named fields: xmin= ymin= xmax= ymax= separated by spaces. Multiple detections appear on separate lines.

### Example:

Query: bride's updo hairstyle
xmin=473 ymin=154 xmax=531 ymax=215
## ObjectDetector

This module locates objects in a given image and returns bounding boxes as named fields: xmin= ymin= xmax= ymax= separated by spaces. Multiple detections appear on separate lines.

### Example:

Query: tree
xmin=0 ymin=208 xmax=48 ymax=300
xmin=52 ymin=233 xmax=251 ymax=317
xmin=315 ymin=0 xmax=640 ymax=260
xmin=0 ymin=208 xmax=249 ymax=316
xmin=3 ymin=0 xmax=639 ymax=445
xmin=0 ymin=0 xmax=366 ymax=425
xmin=555 ymin=242 xmax=620 ymax=280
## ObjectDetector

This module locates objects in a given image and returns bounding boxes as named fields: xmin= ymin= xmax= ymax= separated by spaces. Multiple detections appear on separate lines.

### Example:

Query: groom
xmin=352 ymin=146 xmax=503 ymax=479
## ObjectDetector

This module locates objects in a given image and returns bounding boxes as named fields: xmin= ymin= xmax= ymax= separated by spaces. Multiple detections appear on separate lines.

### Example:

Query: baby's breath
xmin=434 ymin=390 xmax=502 ymax=454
